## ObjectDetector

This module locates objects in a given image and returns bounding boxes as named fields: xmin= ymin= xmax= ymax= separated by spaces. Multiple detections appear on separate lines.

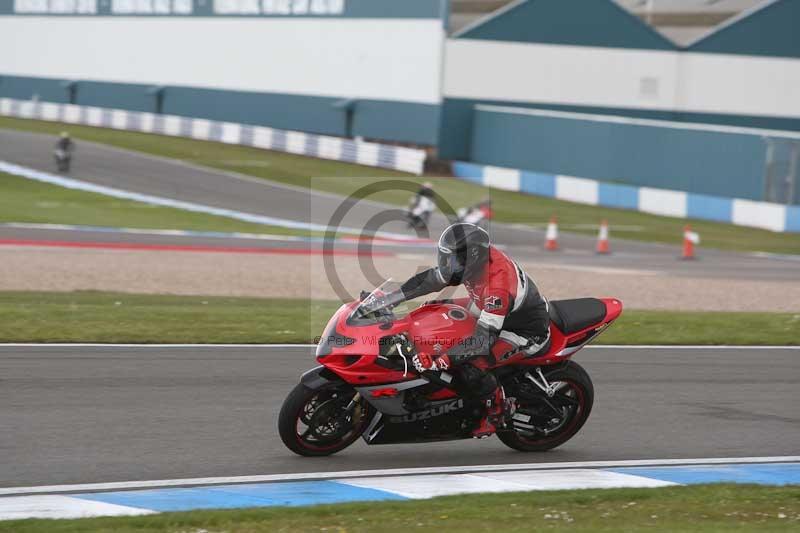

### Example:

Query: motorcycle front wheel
xmin=498 ymin=361 xmax=594 ymax=452
xmin=278 ymin=382 xmax=371 ymax=457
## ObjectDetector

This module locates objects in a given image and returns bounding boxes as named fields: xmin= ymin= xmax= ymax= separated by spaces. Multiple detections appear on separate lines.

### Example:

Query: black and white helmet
xmin=437 ymin=223 xmax=490 ymax=284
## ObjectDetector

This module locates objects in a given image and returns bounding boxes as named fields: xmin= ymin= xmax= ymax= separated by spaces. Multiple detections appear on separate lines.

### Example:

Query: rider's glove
xmin=358 ymin=294 xmax=388 ymax=316
xmin=412 ymin=353 xmax=451 ymax=373
xmin=358 ymin=290 xmax=405 ymax=317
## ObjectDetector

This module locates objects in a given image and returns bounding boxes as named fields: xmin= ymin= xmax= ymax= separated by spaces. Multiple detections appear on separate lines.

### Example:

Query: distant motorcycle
xmin=278 ymin=280 xmax=623 ymax=456
xmin=405 ymin=194 xmax=435 ymax=230
xmin=53 ymin=149 xmax=71 ymax=173
xmin=54 ymin=132 xmax=74 ymax=173
xmin=457 ymin=201 xmax=493 ymax=229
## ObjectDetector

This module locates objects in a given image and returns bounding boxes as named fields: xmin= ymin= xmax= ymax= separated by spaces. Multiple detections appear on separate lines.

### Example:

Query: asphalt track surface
xmin=1 ymin=345 xmax=798 ymax=488
xmin=2 ymin=128 xmax=799 ymax=281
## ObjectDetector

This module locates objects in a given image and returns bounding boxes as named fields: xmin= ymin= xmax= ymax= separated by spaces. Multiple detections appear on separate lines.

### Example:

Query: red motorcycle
xmin=279 ymin=281 xmax=623 ymax=456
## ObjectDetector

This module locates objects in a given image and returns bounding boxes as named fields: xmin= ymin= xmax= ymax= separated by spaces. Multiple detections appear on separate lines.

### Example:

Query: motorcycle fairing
xmin=361 ymin=396 xmax=473 ymax=445
xmin=317 ymin=297 xmax=622 ymax=387
xmin=356 ymin=378 xmax=429 ymax=415
xmin=300 ymin=365 xmax=343 ymax=390
xmin=316 ymin=301 xmax=477 ymax=386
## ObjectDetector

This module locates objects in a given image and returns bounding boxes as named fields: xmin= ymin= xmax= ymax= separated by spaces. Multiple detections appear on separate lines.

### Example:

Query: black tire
xmin=498 ymin=361 xmax=594 ymax=452
xmin=278 ymin=382 xmax=370 ymax=457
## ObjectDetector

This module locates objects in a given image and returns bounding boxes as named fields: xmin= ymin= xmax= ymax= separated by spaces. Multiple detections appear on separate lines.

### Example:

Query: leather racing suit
xmin=400 ymin=246 xmax=550 ymax=400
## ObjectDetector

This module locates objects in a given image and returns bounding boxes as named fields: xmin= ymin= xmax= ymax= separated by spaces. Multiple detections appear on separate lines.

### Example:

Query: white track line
xmin=592 ymin=345 xmax=800 ymax=350
xmin=1 ymin=456 xmax=797 ymax=497
xmin=0 ymin=344 xmax=797 ymax=349
xmin=0 ymin=343 xmax=315 ymax=348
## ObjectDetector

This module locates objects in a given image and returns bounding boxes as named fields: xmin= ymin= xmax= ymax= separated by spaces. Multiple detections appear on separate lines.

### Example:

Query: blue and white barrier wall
xmin=0 ymin=98 xmax=427 ymax=174
xmin=452 ymin=161 xmax=800 ymax=233
xmin=468 ymin=105 xmax=800 ymax=205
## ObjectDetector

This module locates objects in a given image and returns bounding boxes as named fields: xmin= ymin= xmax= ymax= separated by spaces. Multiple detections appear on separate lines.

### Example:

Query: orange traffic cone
xmin=596 ymin=220 xmax=610 ymax=254
xmin=545 ymin=216 xmax=559 ymax=251
xmin=682 ymin=224 xmax=700 ymax=260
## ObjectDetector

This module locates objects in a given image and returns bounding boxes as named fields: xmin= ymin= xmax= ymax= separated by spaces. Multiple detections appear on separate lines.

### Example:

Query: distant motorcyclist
xmin=406 ymin=182 xmax=436 ymax=230
xmin=457 ymin=198 xmax=493 ymax=228
xmin=54 ymin=132 xmax=75 ymax=172
xmin=416 ymin=182 xmax=434 ymax=200
xmin=387 ymin=223 xmax=551 ymax=437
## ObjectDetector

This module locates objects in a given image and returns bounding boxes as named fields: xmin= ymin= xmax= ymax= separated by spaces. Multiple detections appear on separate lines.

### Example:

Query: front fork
xmin=344 ymin=392 xmax=361 ymax=413
xmin=344 ymin=391 xmax=364 ymax=424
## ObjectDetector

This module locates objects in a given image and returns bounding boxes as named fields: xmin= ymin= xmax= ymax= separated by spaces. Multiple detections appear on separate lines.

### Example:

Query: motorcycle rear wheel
xmin=498 ymin=361 xmax=594 ymax=452
xmin=278 ymin=382 xmax=371 ymax=457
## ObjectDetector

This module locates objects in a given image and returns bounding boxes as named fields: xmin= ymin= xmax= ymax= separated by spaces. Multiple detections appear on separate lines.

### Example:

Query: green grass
xmin=0 ymin=172 xmax=322 ymax=237
xmin=0 ymin=291 xmax=797 ymax=344
xmin=601 ymin=309 xmax=800 ymax=346
xmin=2 ymin=484 xmax=798 ymax=532
xmin=0 ymin=291 xmax=337 ymax=344
xmin=3 ymin=116 xmax=800 ymax=254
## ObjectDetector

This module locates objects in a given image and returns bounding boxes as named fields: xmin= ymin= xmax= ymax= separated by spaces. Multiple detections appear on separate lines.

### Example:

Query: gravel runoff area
xmin=1 ymin=246 xmax=798 ymax=312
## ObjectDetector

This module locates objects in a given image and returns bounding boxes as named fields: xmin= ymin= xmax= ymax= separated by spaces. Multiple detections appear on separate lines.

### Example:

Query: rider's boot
xmin=471 ymin=387 xmax=505 ymax=438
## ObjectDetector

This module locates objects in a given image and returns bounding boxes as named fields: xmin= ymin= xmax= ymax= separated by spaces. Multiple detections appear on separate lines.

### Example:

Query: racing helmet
xmin=418 ymin=181 xmax=434 ymax=198
xmin=437 ymin=223 xmax=490 ymax=284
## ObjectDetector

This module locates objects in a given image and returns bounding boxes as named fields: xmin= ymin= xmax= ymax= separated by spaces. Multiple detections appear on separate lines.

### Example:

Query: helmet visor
xmin=437 ymin=247 xmax=465 ymax=284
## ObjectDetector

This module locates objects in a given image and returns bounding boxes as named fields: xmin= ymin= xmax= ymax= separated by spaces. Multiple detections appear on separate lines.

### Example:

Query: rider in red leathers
xmin=389 ymin=223 xmax=551 ymax=437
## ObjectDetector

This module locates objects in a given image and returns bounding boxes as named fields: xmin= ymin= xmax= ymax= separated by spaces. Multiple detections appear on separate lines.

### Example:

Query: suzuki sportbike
xmin=278 ymin=281 xmax=622 ymax=456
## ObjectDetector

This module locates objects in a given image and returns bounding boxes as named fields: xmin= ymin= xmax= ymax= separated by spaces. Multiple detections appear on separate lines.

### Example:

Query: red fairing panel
xmin=317 ymin=298 xmax=624 ymax=384
xmin=602 ymin=297 xmax=624 ymax=322
xmin=317 ymin=302 xmax=478 ymax=386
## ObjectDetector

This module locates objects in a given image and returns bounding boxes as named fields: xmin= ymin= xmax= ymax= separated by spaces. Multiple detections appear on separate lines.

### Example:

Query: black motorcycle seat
xmin=549 ymin=298 xmax=607 ymax=334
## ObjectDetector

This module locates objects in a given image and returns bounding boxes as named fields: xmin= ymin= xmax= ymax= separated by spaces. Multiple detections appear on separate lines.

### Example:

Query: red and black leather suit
xmin=400 ymin=246 xmax=550 ymax=398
